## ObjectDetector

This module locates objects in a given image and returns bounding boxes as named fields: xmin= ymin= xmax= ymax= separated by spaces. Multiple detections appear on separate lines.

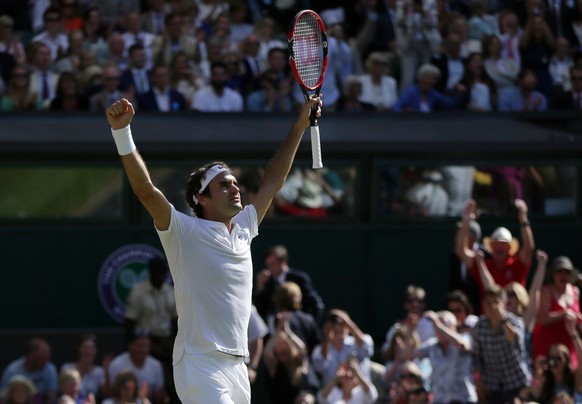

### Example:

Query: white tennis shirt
xmin=156 ymin=204 xmax=258 ymax=364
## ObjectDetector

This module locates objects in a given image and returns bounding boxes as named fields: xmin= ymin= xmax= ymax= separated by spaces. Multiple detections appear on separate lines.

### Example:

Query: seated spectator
xmin=317 ymin=357 xmax=378 ymax=404
xmin=263 ymin=312 xmax=318 ymax=404
xmin=0 ymin=15 xmax=26 ymax=65
xmin=169 ymin=51 xmax=205 ymax=107
xmin=191 ymin=61 xmax=244 ymax=112
xmin=358 ymin=52 xmax=398 ymax=111
xmin=533 ymin=255 xmax=581 ymax=369
xmin=137 ymin=64 xmax=185 ymax=112
xmin=498 ymin=69 xmax=549 ymax=111
xmin=553 ymin=65 xmax=582 ymax=110
xmin=387 ymin=361 xmax=426 ymax=404
xmin=0 ymin=65 xmax=43 ymax=111
xmin=90 ymin=64 xmax=132 ymax=112
xmin=482 ymin=34 xmax=520 ymax=93
xmin=498 ymin=10 xmax=522 ymax=67
xmin=519 ymin=14 xmax=555 ymax=100
xmin=121 ymin=12 xmax=155 ymax=70
xmin=151 ymin=12 xmax=200 ymax=67
xmin=81 ymin=8 xmax=108 ymax=59
xmin=0 ymin=338 xmax=58 ymax=404
xmin=1 ymin=375 xmax=37 ymax=404
xmin=49 ymin=71 xmax=89 ymax=111
xmin=107 ymin=331 xmax=166 ymax=404
xmin=120 ymin=44 xmax=151 ymax=98
xmin=60 ymin=0 xmax=82 ymax=32
xmin=531 ymin=315 xmax=582 ymax=402
xmin=28 ymin=41 xmax=60 ymax=110
xmin=56 ymin=368 xmax=95 ymax=404
xmin=54 ymin=30 xmax=85 ymax=74
xmin=60 ymin=334 xmax=106 ymax=400
xmin=392 ymin=64 xmax=457 ymax=112
xmin=101 ymin=370 xmax=150 ymax=404
xmin=430 ymin=33 xmax=465 ymax=95
xmin=549 ymin=37 xmax=574 ymax=94
xmin=456 ymin=52 xmax=497 ymax=111
xmin=246 ymin=68 xmax=292 ymax=112
xmin=312 ymin=309 xmax=375 ymax=386
xmin=413 ymin=310 xmax=477 ymax=403
xmin=33 ymin=7 xmax=69 ymax=63
xmin=336 ymin=75 xmax=375 ymax=112
xmin=98 ymin=33 xmax=127 ymax=72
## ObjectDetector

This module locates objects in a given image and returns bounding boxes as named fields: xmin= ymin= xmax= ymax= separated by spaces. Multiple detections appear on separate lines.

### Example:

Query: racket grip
xmin=310 ymin=126 xmax=323 ymax=169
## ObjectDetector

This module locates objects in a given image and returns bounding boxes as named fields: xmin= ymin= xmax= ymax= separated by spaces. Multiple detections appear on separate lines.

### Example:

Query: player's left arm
xmin=252 ymin=96 xmax=322 ymax=223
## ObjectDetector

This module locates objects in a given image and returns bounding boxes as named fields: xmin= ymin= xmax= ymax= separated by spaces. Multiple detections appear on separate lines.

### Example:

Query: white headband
xmin=192 ymin=165 xmax=228 ymax=204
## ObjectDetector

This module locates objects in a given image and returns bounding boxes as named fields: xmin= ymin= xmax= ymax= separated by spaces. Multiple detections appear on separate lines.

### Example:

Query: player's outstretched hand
xmin=107 ymin=98 xmax=135 ymax=130
xmin=297 ymin=95 xmax=322 ymax=129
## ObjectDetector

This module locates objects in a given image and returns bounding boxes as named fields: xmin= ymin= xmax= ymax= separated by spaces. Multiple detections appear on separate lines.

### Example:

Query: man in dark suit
xmin=137 ymin=64 xmax=185 ymax=112
xmin=253 ymin=244 xmax=325 ymax=328
xmin=120 ymin=44 xmax=150 ymax=96
xmin=430 ymin=32 xmax=464 ymax=94
xmin=553 ymin=65 xmax=582 ymax=110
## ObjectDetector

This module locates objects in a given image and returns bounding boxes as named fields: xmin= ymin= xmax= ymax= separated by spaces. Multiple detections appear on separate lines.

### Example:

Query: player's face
xmin=205 ymin=172 xmax=242 ymax=218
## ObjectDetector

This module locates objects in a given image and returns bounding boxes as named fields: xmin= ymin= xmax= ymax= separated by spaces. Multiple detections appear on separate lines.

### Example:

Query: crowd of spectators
xmin=1 ymin=0 xmax=582 ymax=114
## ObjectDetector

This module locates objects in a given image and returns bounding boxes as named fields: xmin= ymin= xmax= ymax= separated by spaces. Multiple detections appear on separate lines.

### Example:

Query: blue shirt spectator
xmin=498 ymin=69 xmax=548 ymax=111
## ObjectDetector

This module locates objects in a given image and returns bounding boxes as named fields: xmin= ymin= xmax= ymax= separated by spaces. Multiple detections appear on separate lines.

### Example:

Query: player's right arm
xmin=107 ymin=99 xmax=171 ymax=230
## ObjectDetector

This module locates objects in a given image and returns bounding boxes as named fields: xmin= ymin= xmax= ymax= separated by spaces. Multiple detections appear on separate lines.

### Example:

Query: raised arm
xmin=252 ymin=96 xmax=322 ymax=223
xmin=424 ymin=311 xmax=471 ymax=351
xmin=523 ymin=250 xmax=548 ymax=332
xmin=107 ymin=99 xmax=171 ymax=230
xmin=476 ymin=250 xmax=496 ymax=292
xmin=455 ymin=200 xmax=479 ymax=268
xmin=566 ymin=315 xmax=582 ymax=390
xmin=515 ymin=199 xmax=535 ymax=265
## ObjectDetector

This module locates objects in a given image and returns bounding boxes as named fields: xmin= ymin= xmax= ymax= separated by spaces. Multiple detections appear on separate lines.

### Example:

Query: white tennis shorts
xmin=174 ymin=350 xmax=251 ymax=404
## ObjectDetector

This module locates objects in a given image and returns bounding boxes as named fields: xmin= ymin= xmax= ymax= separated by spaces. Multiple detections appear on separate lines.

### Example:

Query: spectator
xmin=56 ymin=368 xmax=95 ymax=404
xmin=49 ymin=71 xmax=89 ymax=111
xmin=358 ymin=51 xmax=398 ymax=111
xmin=124 ymin=256 xmax=177 ymax=403
xmin=60 ymin=0 xmax=82 ymax=33
xmin=323 ymin=15 xmax=356 ymax=103
xmin=254 ymin=16 xmax=285 ymax=63
xmin=519 ymin=14 xmax=556 ymax=99
xmin=0 ymin=15 xmax=26 ymax=65
xmin=107 ymin=331 xmax=166 ymax=404
xmin=229 ymin=1 xmax=254 ymax=47
xmin=531 ymin=315 xmax=582 ymax=402
xmin=532 ymin=255 xmax=582 ymax=369
xmin=456 ymin=52 xmax=497 ymax=111
xmin=54 ymin=29 xmax=85 ymax=74
xmin=98 ymin=32 xmax=127 ymax=71
xmin=430 ymin=32 xmax=465 ymax=95
xmin=336 ymin=75 xmax=376 ymax=112
xmin=32 ymin=7 xmax=68 ymax=63
xmin=121 ymin=12 xmax=156 ymax=70
xmin=190 ymin=61 xmax=243 ymax=111
xmin=498 ymin=68 xmax=548 ymax=111
xmin=1 ymin=375 xmax=37 ymax=404
xmin=120 ymin=44 xmax=151 ymax=97
xmin=387 ymin=361 xmax=426 ymax=404
xmin=222 ymin=50 xmax=246 ymax=96
xmin=0 ymin=65 xmax=43 ymax=111
xmin=137 ymin=64 xmax=185 ymax=112
xmin=413 ymin=310 xmax=477 ymax=403
xmin=458 ymin=199 xmax=535 ymax=294
xmin=96 ymin=0 xmax=140 ymax=33
xmin=101 ymin=370 xmax=150 ymax=404
xmin=441 ymin=165 xmax=476 ymax=217
xmin=312 ymin=309 xmax=375 ymax=386
xmin=246 ymin=68 xmax=292 ymax=112
xmin=553 ymin=65 xmax=582 ymax=110
xmin=60 ymin=334 xmax=107 ymax=400
xmin=27 ymin=41 xmax=59 ymax=109
xmin=482 ymin=34 xmax=520 ymax=93
xmin=317 ymin=357 xmax=378 ymax=404
xmin=498 ymin=10 xmax=522 ymax=67
xmin=81 ymin=8 xmax=108 ymax=58
xmin=254 ymin=244 xmax=325 ymax=328
xmin=393 ymin=63 xmax=457 ymax=112
xmin=141 ymin=0 xmax=166 ymax=36
xmin=403 ymin=169 xmax=449 ymax=216
xmin=0 ymin=338 xmax=58 ymax=404
xmin=89 ymin=63 xmax=132 ymax=112
xmin=263 ymin=311 xmax=317 ymax=404
xmin=151 ymin=12 xmax=200 ymax=67
xmin=472 ymin=285 xmax=530 ymax=403
xmin=239 ymin=33 xmax=266 ymax=94
xmin=549 ymin=36 xmax=574 ymax=94
xmin=168 ymin=51 xmax=204 ymax=107
xmin=445 ymin=290 xmax=479 ymax=332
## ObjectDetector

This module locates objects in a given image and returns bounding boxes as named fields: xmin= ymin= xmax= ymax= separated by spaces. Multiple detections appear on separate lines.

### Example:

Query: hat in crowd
xmin=1 ymin=375 xmax=37 ymax=400
xmin=297 ymin=177 xmax=324 ymax=209
xmin=483 ymin=227 xmax=519 ymax=256
xmin=0 ymin=15 xmax=14 ymax=28
xmin=551 ymin=256 xmax=574 ymax=272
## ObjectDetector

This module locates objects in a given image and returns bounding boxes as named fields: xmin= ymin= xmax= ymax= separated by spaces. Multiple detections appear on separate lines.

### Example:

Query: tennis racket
xmin=288 ymin=9 xmax=328 ymax=169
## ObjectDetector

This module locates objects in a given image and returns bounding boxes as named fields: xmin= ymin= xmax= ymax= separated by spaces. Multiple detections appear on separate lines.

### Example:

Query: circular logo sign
xmin=98 ymin=244 xmax=164 ymax=323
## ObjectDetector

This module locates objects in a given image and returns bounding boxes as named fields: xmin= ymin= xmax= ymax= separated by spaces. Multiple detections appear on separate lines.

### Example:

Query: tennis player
xmin=106 ymin=96 xmax=322 ymax=403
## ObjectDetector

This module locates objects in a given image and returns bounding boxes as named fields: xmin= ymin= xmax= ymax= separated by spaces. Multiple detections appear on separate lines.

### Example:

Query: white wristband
xmin=111 ymin=125 xmax=136 ymax=156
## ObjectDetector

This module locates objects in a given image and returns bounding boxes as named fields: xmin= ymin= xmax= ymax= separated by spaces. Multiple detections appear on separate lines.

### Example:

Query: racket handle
xmin=310 ymin=125 xmax=323 ymax=169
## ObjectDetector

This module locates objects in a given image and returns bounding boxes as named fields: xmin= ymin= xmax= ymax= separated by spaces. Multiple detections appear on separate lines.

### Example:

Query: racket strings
xmin=292 ymin=15 xmax=322 ymax=87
